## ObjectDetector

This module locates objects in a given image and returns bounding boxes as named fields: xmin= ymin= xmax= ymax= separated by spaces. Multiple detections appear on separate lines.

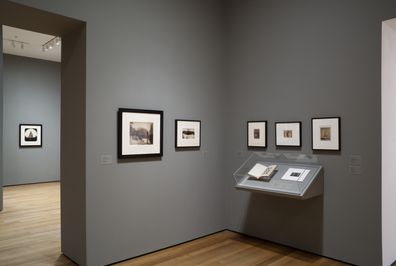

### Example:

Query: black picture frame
xmin=247 ymin=120 xmax=267 ymax=148
xmin=117 ymin=108 xmax=163 ymax=158
xmin=275 ymin=121 xmax=302 ymax=147
xmin=311 ymin=117 xmax=341 ymax=151
xmin=175 ymin=119 xmax=201 ymax=149
xmin=19 ymin=124 xmax=43 ymax=148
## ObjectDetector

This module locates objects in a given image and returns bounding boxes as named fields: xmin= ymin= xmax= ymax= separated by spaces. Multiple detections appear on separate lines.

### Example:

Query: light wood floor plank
xmin=0 ymin=182 xmax=349 ymax=266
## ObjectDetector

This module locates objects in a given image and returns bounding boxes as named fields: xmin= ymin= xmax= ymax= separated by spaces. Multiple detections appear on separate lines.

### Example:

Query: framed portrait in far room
xmin=312 ymin=117 xmax=340 ymax=151
xmin=175 ymin=120 xmax=201 ymax=148
xmin=275 ymin=122 xmax=301 ymax=147
xmin=247 ymin=121 xmax=267 ymax=148
xmin=118 ymin=108 xmax=163 ymax=158
xmin=19 ymin=124 xmax=42 ymax=147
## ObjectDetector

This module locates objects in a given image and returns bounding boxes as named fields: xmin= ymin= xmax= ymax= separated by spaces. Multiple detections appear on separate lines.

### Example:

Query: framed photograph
xmin=275 ymin=122 xmax=301 ymax=147
xmin=247 ymin=121 xmax=267 ymax=148
xmin=19 ymin=124 xmax=42 ymax=147
xmin=118 ymin=108 xmax=163 ymax=158
xmin=175 ymin=120 xmax=201 ymax=148
xmin=312 ymin=117 xmax=340 ymax=151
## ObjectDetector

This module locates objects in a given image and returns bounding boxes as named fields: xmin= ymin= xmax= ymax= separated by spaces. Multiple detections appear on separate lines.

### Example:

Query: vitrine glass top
xmin=233 ymin=152 xmax=323 ymax=198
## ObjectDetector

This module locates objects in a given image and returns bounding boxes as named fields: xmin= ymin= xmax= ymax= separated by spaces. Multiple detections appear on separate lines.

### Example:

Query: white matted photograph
xmin=175 ymin=120 xmax=201 ymax=148
xmin=312 ymin=117 xmax=340 ymax=151
xmin=19 ymin=124 xmax=42 ymax=147
xmin=118 ymin=108 xmax=163 ymax=158
xmin=275 ymin=122 xmax=301 ymax=147
xmin=247 ymin=121 xmax=267 ymax=148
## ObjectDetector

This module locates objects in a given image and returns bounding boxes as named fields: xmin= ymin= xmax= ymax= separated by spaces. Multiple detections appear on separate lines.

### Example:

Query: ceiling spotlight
xmin=11 ymin=40 xmax=15 ymax=48
xmin=42 ymin=36 xmax=60 ymax=52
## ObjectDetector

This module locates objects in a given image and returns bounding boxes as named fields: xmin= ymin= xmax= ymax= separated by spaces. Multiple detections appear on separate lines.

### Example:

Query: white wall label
xmin=100 ymin=155 xmax=113 ymax=165
xmin=349 ymin=155 xmax=362 ymax=166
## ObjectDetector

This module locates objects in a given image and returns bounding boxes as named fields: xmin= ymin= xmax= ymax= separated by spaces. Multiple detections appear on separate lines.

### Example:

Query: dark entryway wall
xmin=0 ymin=26 xmax=3 ymax=211
xmin=3 ymin=54 xmax=60 ymax=186
xmin=1 ymin=1 xmax=86 ymax=264
xmin=224 ymin=1 xmax=396 ymax=266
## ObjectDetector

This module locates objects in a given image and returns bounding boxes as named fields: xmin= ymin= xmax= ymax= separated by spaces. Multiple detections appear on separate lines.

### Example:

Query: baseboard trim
xmin=3 ymin=180 xmax=60 ymax=187
xmin=227 ymin=229 xmax=356 ymax=266
xmin=106 ymin=229 xmax=227 ymax=266
xmin=107 ymin=229 xmax=357 ymax=266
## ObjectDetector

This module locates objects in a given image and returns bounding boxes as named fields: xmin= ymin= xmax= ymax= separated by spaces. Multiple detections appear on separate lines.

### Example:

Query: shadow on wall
xmin=242 ymin=193 xmax=323 ymax=254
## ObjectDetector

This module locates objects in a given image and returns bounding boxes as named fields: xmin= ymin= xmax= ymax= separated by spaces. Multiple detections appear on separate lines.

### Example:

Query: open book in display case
xmin=233 ymin=152 xmax=324 ymax=200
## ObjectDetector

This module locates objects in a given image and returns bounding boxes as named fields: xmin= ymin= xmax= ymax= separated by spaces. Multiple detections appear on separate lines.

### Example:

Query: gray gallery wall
xmin=8 ymin=0 xmax=396 ymax=265
xmin=12 ymin=0 xmax=226 ymax=265
xmin=224 ymin=1 xmax=396 ymax=266
xmin=2 ymin=54 xmax=60 ymax=186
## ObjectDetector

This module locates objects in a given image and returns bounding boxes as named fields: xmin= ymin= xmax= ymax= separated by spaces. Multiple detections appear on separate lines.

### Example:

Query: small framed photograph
xmin=118 ymin=108 xmax=163 ymax=158
xmin=275 ymin=122 xmax=301 ymax=147
xmin=247 ymin=121 xmax=267 ymax=148
xmin=20 ymin=124 xmax=42 ymax=147
xmin=312 ymin=117 xmax=340 ymax=151
xmin=175 ymin=120 xmax=201 ymax=148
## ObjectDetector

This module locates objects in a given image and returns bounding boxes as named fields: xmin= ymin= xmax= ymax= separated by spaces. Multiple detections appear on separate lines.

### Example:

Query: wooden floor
xmin=0 ymin=182 xmax=347 ymax=266
xmin=0 ymin=182 xmax=74 ymax=266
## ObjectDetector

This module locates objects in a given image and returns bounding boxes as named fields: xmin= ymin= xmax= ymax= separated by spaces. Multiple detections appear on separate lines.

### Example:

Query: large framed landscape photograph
xmin=247 ymin=121 xmax=267 ymax=148
xmin=175 ymin=120 xmax=201 ymax=148
xmin=118 ymin=108 xmax=163 ymax=158
xmin=275 ymin=121 xmax=301 ymax=147
xmin=19 ymin=124 xmax=42 ymax=148
xmin=312 ymin=117 xmax=340 ymax=151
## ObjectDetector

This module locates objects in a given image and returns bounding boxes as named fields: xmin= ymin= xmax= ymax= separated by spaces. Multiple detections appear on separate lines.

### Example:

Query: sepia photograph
xmin=247 ymin=121 xmax=267 ymax=148
xmin=320 ymin=127 xmax=331 ymax=141
xmin=182 ymin=128 xmax=195 ymax=139
xmin=253 ymin=128 xmax=260 ymax=139
xmin=283 ymin=130 xmax=293 ymax=138
xmin=118 ymin=108 xmax=163 ymax=158
xmin=175 ymin=120 xmax=201 ymax=148
xmin=130 ymin=122 xmax=153 ymax=145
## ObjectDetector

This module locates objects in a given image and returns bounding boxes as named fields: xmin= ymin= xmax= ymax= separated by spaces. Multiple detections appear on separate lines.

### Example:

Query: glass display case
xmin=233 ymin=152 xmax=323 ymax=199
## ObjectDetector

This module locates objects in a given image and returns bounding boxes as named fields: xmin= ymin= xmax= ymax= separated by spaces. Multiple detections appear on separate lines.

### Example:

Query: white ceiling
xmin=2 ymin=25 xmax=61 ymax=62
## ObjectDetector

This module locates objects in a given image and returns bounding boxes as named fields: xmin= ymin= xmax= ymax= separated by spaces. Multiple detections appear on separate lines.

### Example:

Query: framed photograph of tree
xmin=118 ymin=108 xmax=163 ymax=158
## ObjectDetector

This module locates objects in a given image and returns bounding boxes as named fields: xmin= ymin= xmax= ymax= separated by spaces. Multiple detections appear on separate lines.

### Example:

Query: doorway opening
xmin=1 ymin=24 xmax=64 ymax=264
xmin=0 ymin=1 xmax=86 ymax=265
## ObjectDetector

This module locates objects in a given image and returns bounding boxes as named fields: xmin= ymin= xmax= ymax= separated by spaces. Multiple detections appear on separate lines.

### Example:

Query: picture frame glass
xmin=276 ymin=122 xmax=301 ymax=146
xmin=248 ymin=121 xmax=266 ymax=147
xmin=176 ymin=120 xmax=201 ymax=148
xmin=119 ymin=109 xmax=163 ymax=157
xmin=312 ymin=118 xmax=340 ymax=150
xmin=20 ymin=124 xmax=42 ymax=147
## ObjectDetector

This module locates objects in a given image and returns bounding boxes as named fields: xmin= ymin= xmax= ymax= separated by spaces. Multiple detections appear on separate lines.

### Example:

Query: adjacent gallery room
xmin=0 ymin=24 xmax=65 ymax=264
xmin=1 ymin=0 xmax=396 ymax=266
